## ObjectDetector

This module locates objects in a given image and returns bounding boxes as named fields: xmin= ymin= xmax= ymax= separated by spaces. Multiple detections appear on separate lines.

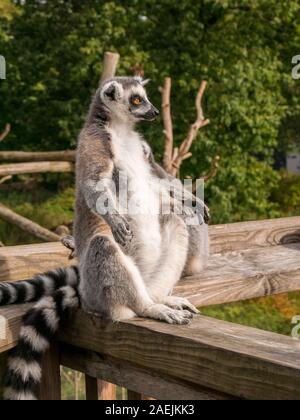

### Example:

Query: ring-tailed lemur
xmin=0 ymin=77 xmax=209 ymax=400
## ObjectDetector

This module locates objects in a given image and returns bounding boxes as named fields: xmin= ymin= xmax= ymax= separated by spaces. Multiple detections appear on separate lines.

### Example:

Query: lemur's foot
xmin=142 ymin=303 xmax=193 ymax=325
xmin=162 ymin=296 xmax=200 ymax=314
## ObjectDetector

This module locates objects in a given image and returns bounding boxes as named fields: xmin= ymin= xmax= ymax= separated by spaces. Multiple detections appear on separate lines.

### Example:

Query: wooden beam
xmin=0 ymin=151 xmax=76 ymax=163
xmin=58 ymin=311 xmax=300 ymax=400
xmin=63 ymin=346 xmax=232 ymax=401
xmin=210 ymin=216 xmax=300 ymax=253
xmin=2 ymin=241 xmax=300 ymax=307
xmin=0 ymin=242 xmax=72 ymax=282
xmin=0 ymin=203 xmax=61 ymax=243
xmin=100 ymin=52 xmax=120 ymax=85
xmin=178 ymin=242 xmax=300 ymax=307
xmin=0 ymin=161 xmax=74 ymax=176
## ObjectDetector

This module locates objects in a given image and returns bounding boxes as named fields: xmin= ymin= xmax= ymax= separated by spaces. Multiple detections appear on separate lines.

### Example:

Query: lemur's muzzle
xmin=143 ymin=106 xmax=160 ymax=121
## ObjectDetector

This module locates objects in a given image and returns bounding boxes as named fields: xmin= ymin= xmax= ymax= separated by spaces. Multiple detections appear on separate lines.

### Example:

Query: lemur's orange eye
xmin=132 ymin=96 xmax=142 ymax=106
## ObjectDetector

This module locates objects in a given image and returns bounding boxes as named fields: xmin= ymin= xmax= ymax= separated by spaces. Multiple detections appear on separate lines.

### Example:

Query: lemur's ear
xmin=134 ymin=76 xmax=151 ymax=87
xmin=101 ymin=81 xmax=123 ymax=102
xmin=141 ymin=79 xmax=151 ymax=86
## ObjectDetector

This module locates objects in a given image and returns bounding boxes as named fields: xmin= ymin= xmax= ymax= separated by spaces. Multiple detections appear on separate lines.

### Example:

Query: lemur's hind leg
xmin=79 ymin=235 xmax=193 ymax=325
xmin=184 ymin=223 xmax=210 ymax=277
xmin=146 ymin=215 xmax=198 ymax=314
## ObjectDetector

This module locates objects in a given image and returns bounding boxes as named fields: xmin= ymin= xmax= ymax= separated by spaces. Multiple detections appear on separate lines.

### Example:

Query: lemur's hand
xmin=204 ymin=204 xmax=210 ymax=224
xmin=110 ymin=215 xmax=133 ymax=247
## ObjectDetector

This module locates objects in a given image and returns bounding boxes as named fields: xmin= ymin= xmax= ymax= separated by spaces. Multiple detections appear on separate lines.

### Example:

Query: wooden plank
xmin=0 ymin=242 xmax=72 ymax=282
xmin=2 ymin=242 xmax=300 ymax=352
xmin=59 ymin=311 xmax=300 ymax=400
xmin=62 ymin=345 xmax=234 ymax=400
xmin=0 ymin=304 xmax=32 ymax=352
xmin=210 ymin=216 xmax=300 ymax=253
xmin=85 ymin=375 xmax=116 ymax=400
xmin=2 ymin=306 xmax=300 ymax=399
xmin=0 ymin=161 xmax=74 ymax=176
xmin=38 ymin=342 xmax=61 ymax=401
xmin=0 ymin=151 xmax=76 ymax=163
xmin=178 ymin=242 xmax=300 ymax=307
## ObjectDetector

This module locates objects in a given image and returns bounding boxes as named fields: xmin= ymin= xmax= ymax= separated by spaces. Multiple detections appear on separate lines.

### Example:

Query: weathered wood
xmin=62 ymin=345 xmax=235 ymax=400
xmin=0 ymin=151 xmax=76 ymax=163
xmin=210 ymin=216 xmax=300 ymax=253
xmin=58 ymin=311 xmax=300 ymax=400
xmin=0 ymin=352 xmax=8 ymax=400
xmin=38 ymin=342 xmax=61 ymax=401
xmin=0 ymin=303 xmax=32 ymax=352
xmin=0 ymin=161 xmax=74 ymax=176
xmin=0 ymin=203 xmax=61 ymax=242
xmin=178 ymin=242 xmax=300 ymax=307
xmin=100 ymin=52 xmax=120 ymax=85
xmin=3 ymin=304 xmax=300 ymax=399
xmin=85 ymin=375 xmax=116 ymax=400
xmin=0 ymin=242 xmax=72 ymax=283
xmin=2 ymin=240 xmax=300 ymax=353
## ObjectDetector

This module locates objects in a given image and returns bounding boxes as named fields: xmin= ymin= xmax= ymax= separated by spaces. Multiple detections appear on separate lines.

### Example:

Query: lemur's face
xmin=100 ymin=77 xmax=159 ymax=123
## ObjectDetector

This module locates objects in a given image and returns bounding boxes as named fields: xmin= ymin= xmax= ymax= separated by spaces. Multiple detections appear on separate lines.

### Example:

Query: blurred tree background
xmin=0 ymin=0 xmax=300 ymax=399
xmin=0 ymin=0 xmax=300 ymax=224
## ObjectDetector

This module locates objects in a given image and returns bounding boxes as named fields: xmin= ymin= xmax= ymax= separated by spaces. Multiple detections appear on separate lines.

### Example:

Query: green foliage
xmin=202 ymin=291 xmax=300 ymax=337
xmin=0 ymin=184 xmax=74 ymax=245
xmin=0 ymin=0 xmax=300 ymax=223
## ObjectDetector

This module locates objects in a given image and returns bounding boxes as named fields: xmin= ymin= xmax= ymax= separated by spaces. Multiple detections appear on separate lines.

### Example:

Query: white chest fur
xmin=108 ymin=124 xmax=162 ymax=277
xmin=109 ymin=125 xmax=159 ymax=217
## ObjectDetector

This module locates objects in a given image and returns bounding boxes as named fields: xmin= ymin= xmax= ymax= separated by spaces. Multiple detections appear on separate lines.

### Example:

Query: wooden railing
xmin=1 ymin=217 xmax=300 ymax=400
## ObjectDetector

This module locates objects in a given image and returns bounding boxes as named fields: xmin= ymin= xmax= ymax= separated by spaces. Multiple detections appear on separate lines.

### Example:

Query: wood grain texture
xmin=58 ymin=311 xmax=300 ymax=400
xmin=0 ymin=151 xmax=76 ymax=163
xmin=210 ymin=216 xmax=300 ymax=253
xmin=38 ymin=342 xmax=61 ymax=401
xmin=178 ymin=242 xmax=300 ymax=307
xmin=62 ymin=345 xmax=235 ymax=400
xmin=1 ymin=308 xmax=300 ymax=399
xmin=2 ymin=242 xmax=300 ymax=352
xmin=0 ymin=303 xmax=32 ymax=352
xmin=0 ymin=161 xmax=74 ymax=176
xmin=0 ymin=242 xmax=72 ymax=282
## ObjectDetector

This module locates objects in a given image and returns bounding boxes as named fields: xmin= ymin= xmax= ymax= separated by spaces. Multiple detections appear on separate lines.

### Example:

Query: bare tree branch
xmin=161 ymin=77 xmax=174 ymax=173
xmin=202 ymin=155 xmax=220 ymax=182
xmin=161 ymin=79 xmax=210 ymax=177
xmin=0 ymin=203 xmax=61 ymax=242
xmin=0 ymin=123 xmax=11 ymax=143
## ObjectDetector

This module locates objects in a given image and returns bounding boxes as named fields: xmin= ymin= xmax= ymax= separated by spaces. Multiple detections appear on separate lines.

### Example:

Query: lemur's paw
xmin=111 ymin=217 xmax=133 ymax=247
xmin=142 ymin=304 xmax=193 ymax=325
xmin=162 ymin=296 xmax=200 ymax=314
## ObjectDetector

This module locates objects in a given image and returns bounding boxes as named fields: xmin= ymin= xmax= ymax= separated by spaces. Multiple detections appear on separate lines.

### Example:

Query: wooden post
xmin=38 ymin=343 xmax=61 ymax=400
xmin=85 ymin=375 xmax=116 ymax=400
xmin=0 ymin=352 xmax=8 ymax=400
xmin=100 ymin=52 xmax=120 ymax=85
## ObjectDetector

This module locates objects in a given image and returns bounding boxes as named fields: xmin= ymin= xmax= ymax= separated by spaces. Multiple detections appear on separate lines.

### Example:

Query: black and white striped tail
xmin=3 ymin=285 xmax=79 ymax=400
xmin=0 ymin=266 xmax=79 ymax=306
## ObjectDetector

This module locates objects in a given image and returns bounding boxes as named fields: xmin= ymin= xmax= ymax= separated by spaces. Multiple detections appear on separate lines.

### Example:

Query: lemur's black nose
xmin=153 ymin=107 xmax=160 ymax=116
